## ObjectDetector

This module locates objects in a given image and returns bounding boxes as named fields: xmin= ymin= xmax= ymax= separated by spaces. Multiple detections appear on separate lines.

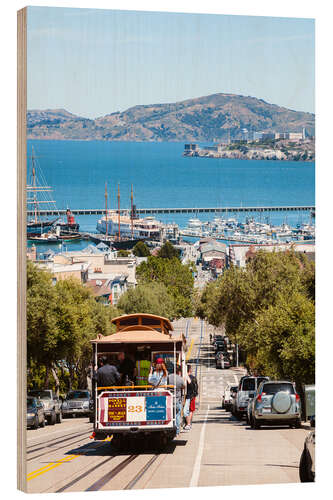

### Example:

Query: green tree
xmin=136 ymin=256 xmax=194 ymax=317
xmin=133 ymin=241 xmax=151 ymax=257
xmin=196 ymin=250 xmax=315 ymax=385
xmin=117 ymin=282 xmax=175 ymax=319
xmin=157 ymin=241 xmax=180 ymax=259
xmin=117 ymin=249 xmax=130 ymax=257
xmin=27 ymin=261 xmax=118 ymax=391
xmin=27 ymin=261 xmax=61 ymax=387
xmin=242 ymin=292 xmax=315 ymax=385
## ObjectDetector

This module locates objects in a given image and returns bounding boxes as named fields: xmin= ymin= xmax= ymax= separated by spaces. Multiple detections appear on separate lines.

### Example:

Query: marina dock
xmin=27 ymin=205 xmax=315 ymax=217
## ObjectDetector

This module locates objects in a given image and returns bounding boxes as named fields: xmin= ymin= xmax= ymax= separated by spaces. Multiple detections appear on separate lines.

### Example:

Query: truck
xmin=28 ymin=389 xmax=62 ymax=425
xmin=91 ymin=313 xmax=186 ymax=449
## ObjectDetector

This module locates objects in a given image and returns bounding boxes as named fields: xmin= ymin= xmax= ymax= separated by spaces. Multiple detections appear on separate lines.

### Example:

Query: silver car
xmin=251 ymin=380 xmax=301 ymax=429
xmin=62 ymin=390 xmax=91 ymax=417
xmin=234 ymin=376 xmax=269 ymax=420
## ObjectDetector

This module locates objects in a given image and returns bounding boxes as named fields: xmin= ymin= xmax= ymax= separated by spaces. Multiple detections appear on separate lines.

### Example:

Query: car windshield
xmin=262 ymin=383 xmax=295 ymax=395
xmin=27 ymin=397 xmax=36 ymax=408
xmin=241 ymin=378 xmax=256 ymax=391
xmin=67 ymin=391 xmax=90 ymax=400
xmin=29 ymin=390 xmax=52 ymax=399
xmin=231 ymin=386 xmax=238 ymax=392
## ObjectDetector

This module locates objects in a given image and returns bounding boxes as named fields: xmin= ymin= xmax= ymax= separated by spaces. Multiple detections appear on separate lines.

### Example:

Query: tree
xmin=241 ymin=292 xmax=315 ymax=385
xmin=133 ymin=241 xmax=151 ymax=257
xmin=196 ymin=250 xmax=315 ymax=386
xmin=27 ymin=261 xmax=119 ymax=391
xmin=136 ymin=256 xmax=194 ymax=317
xmin=27 ymin=261 xmax=61 ymax=387
xmin=117 ymin=249 xmax=130 ymax=257
xmin=157 ymin=241 xmax=180 ymax=259
xmin=117 ymin=282 xmax=175 ymax=319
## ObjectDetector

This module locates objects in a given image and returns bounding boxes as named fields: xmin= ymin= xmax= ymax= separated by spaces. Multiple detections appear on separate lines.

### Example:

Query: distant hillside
xmin=27 ymin=93 xmax=315 ymax=142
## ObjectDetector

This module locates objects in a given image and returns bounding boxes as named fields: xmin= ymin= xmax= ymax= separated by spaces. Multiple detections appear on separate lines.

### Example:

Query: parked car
xmin=28 ymin=389 xmax=62 ymax=425
xmin=251 ymin=380 xmax=301 ymax=429
xmin=27 ymin=396 xmax=45 ymax=429
xmin=216 ymin=352 xmax=230 ymax=369
xmin=234 ymin=376 xmax=269 ymax=420
xmin=222 ymin=384 xmax=238 ymax=411
xmin=62 ymin=390 xmax=91 ymax=418
xmin=214 ymin=341 xmax=225 ymax=353
xmin=299 ymin=424 xmax=315 ymax=482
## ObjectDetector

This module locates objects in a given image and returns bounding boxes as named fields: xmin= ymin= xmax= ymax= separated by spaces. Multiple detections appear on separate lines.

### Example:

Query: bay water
xmin=27 ymin=140 xmax=315 ymax=251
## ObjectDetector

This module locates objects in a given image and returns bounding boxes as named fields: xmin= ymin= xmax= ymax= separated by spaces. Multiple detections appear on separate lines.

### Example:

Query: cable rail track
xmin=29 ymin=318 xmax=205 ymax=491
xmin=27 ymin=430 xmax=89 ymax=454
xmin=27 ymin=435 xmax=91 ymax=462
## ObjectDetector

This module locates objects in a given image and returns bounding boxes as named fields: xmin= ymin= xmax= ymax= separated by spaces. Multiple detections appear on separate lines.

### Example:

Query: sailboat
xmin=91 ymin=184 xmax=153 ymax=250
xmin=27 ymin=147 xmax=80 ymax=241
xmin=27 ymin=147 xmax=59 ymax=237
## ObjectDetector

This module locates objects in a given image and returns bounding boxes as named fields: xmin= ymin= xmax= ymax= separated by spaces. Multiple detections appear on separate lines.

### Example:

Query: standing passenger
xmin=183 ymin=364 xmax=198 ymax=431
xmin=148 ymin=358 xmax=168 ymax=388
xmin=168 ymin=365 xmax=185 ymax=436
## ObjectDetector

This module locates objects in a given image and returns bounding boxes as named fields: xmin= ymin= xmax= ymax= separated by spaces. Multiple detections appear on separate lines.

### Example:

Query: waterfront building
xmin=228 ymin=243 xmax=315 ymax=268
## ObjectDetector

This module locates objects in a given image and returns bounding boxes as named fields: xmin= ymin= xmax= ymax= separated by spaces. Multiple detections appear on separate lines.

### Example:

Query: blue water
xmin=27 ymin=140 xmax=315 ymax=251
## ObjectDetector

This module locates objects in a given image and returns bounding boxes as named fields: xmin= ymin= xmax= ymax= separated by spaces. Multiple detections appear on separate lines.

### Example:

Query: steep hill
xmin=27 ymin=93 xmax=315 ymax=141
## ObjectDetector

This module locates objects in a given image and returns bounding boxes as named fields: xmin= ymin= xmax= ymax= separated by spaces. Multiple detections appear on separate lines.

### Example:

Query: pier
xmin=27 ymin=205 xmax=315 ymax=217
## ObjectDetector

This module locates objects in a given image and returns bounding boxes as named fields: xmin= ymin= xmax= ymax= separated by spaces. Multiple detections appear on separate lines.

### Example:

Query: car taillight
xmin=295 ymin=393 xmax=300 ymax=403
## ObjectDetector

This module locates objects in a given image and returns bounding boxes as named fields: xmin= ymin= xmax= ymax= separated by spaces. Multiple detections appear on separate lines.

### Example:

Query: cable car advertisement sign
xmin=98 ymin=391 xmax=173 ymax=427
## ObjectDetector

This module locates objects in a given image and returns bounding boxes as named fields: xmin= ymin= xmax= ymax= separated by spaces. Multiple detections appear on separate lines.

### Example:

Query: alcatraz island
xmin=184 ymin=129 xmax=315 ymax=162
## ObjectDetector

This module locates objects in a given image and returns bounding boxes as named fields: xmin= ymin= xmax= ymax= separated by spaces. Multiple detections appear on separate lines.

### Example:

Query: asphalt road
xmin=26 ymin=318 xmax=308 ymax=492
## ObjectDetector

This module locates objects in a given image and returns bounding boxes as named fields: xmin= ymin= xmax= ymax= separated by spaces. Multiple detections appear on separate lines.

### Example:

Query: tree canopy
xmin=136 ymin=256 xmax=194 ymax=318
xmin=117 ymin=282 xmax=175 ymax=319
xmin=196 ymin=250 xmax=315 ymax=384
xmin=27 ymin=261 xmax=118 ymax=391
xmin=132 ymin=241 xmax=151 ymax=257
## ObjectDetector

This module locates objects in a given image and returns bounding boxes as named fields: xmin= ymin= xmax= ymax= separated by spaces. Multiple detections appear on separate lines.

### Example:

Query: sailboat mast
xmin=117 ymin=184 xmax=121 ymax=241
xmin=131 ymin=184 xmax=134 ymax=240
xmin=31 ymin=148 xmax=38 ymax=224
xmin=105 ymin=182 xmax=108 ymax=238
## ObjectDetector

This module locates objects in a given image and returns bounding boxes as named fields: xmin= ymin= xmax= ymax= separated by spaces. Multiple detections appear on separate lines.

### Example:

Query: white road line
xmin=189 ymin=404 xmax=210 ymax=488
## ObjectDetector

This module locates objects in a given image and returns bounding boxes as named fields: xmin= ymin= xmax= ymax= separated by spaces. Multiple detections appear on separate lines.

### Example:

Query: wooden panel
xmin=17 ymin=7 xmax=27 ymax=493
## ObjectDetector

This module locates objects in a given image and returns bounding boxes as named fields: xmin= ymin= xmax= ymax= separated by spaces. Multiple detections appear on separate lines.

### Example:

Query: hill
xmin=27 ymin=93 xmax=315 ymax=142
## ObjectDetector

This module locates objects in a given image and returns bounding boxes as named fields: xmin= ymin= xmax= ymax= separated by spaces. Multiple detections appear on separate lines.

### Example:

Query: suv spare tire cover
xmin=272 ymin=392 xmax=292 ymax=413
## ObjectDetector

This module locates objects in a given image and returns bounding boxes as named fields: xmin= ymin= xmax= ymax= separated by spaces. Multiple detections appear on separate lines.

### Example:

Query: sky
xmin=27 ymin=6 xmax=315 ymax=118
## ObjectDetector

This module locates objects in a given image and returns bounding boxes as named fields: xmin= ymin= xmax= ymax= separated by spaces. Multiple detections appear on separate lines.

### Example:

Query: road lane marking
xmin=27 ymin=437 xmax=111 ymax=481
xmin=186 ymin=338 xmax=195 ymax=361
xmin=27 ymin=455 xmax=79 ymax=481
xmin=189 ymin=404 xmax=210 ymax=487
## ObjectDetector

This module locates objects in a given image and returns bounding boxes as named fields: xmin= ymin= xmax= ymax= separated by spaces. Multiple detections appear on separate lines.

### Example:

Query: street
xmin=26 ymin=318 xmax=308 ymax=492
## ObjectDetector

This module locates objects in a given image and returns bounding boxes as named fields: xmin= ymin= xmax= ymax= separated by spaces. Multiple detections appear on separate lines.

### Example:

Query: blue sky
xmin=27 ymin=7 xmax=315 ymax=118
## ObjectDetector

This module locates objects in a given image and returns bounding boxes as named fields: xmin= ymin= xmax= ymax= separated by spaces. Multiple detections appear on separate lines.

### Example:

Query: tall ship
xmin=27 ymin=147 xmax=80 ymax=239
xmin=92 ymin=184 xmax=179 ymax=249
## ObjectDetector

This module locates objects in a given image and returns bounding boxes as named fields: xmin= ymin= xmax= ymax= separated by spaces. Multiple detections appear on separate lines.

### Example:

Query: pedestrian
xmin=96 ymin=356 xmax=121 ymax=388
xmin=183 ymin=364 xmax=199 ymax=431
xmin=168 ymin=365 xmax=185 ymax=436
xmin=117 ymin=351 xmax=135 ymax=385
xmin=148 ymin=357 xmax=168 ymax=389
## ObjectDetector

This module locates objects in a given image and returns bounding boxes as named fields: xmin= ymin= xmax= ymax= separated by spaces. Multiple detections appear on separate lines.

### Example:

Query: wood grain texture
xmin=17 ymin=6 xmax=27 ymax=493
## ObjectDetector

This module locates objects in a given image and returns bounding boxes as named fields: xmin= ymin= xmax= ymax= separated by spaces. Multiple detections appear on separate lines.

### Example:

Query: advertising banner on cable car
xmin=98 ymin=390 xmax=174 ymax=428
